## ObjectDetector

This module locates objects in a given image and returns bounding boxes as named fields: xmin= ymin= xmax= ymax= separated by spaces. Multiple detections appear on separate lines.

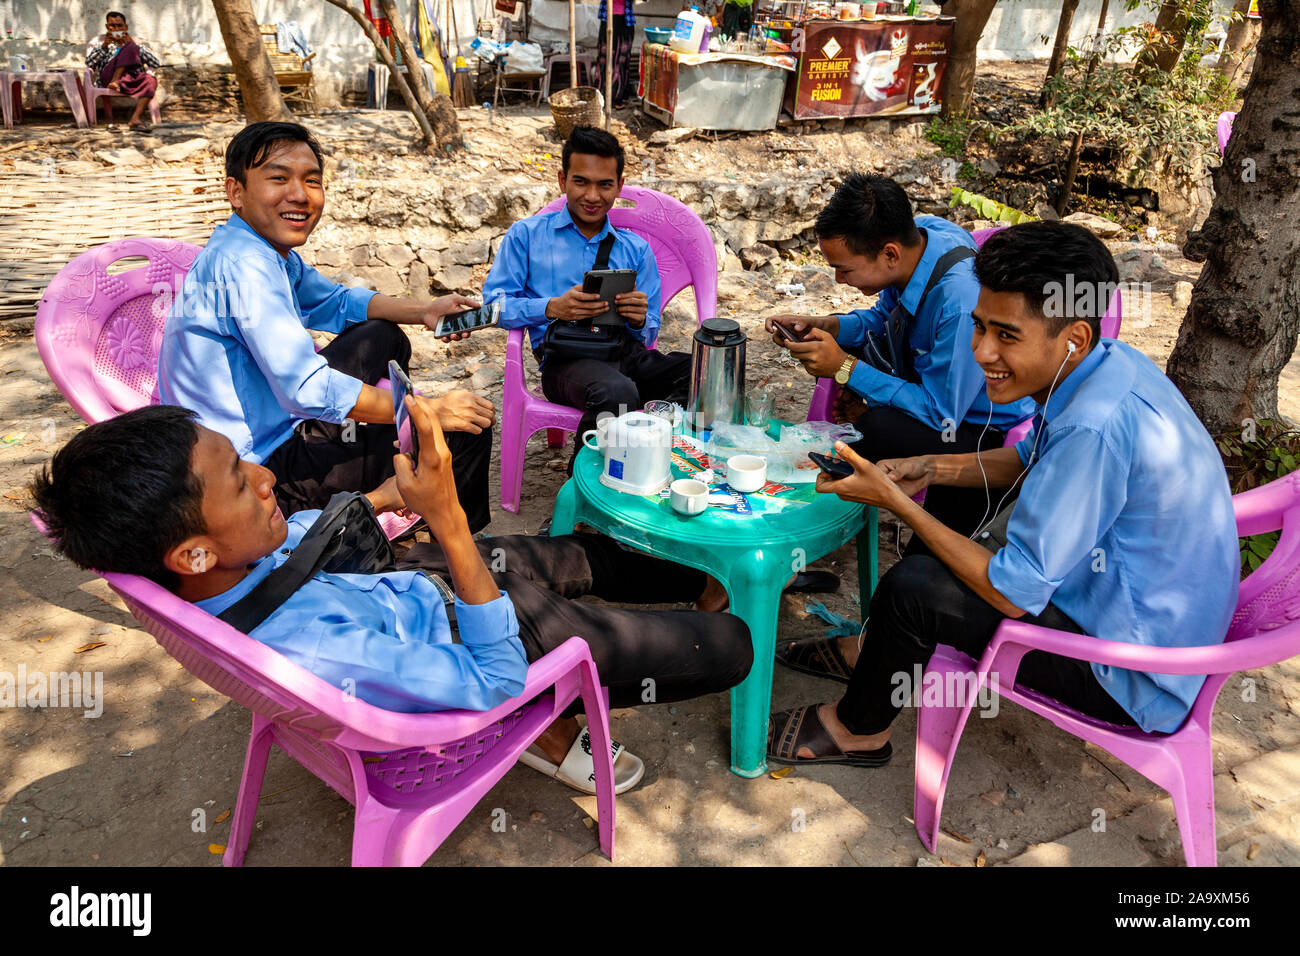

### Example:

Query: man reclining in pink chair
xmin=768 ymin=221 xmax=1239 ymax=765
xmin=31 ymin=400 xmax=751 ymax=795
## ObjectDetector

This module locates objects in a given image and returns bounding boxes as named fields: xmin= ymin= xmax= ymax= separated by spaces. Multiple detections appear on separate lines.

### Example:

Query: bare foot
xmin=696 ymin=574 xmax=728 ymax=612
xmin=533 ymin=716 xmax=581 ymax=764
xmin=790 ymin=702 xmax=890 ymax=759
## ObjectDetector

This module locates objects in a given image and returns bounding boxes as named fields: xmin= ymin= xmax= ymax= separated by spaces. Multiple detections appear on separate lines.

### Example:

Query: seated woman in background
xmin=86 ymin=9 xmax=159 ymax=131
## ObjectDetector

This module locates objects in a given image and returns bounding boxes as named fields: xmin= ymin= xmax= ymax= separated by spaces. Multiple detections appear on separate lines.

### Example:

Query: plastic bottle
xmin=670 ymin=6 xmax=710 ymax=53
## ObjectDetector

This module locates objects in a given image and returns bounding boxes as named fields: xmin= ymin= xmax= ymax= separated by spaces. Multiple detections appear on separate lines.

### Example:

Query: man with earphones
xmin=768 ymin=221 xmax=1239 ymax=767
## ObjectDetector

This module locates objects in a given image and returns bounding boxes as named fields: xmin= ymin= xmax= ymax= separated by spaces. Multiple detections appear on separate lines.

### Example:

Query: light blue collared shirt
xmin=481 ymin=204 xmax=662 ymax=352
xmin=157 ymin=213 xmax=378 ymax=463
xmin=835 ymin=215 xmax=1034 ymax=431
xmin=988 ymin=339 xmax=1239 ymax=733
xmin=196 ymin=513 xmax=528 ymax=713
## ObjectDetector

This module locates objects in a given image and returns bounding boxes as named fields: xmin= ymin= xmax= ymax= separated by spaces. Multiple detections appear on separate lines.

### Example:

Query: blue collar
xmin=552 ymin=203 xmax=616 ymax=243
xmin=194 ymin=552 xmax=279 ymax=617
xmin=1039 ymin=339 xmax=1109 ymax=421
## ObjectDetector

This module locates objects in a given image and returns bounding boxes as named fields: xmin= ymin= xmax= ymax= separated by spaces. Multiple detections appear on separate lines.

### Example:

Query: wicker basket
xmin=548 ymin=86 xmax=605 ymax=139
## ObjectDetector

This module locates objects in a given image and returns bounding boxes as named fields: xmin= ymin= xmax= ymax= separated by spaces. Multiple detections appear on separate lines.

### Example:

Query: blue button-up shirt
xmin=835 ymin=215 xmax=1033 ymax=431
xmin=988 ymin=339 xmax=1239 ymax=733
xmin=481 ymin=204 xmax=662 ymax=352
xmin=196 ymin=513 xmax=528 ymax=713
xmin=157 ymin=214 xmax=378 ymax=463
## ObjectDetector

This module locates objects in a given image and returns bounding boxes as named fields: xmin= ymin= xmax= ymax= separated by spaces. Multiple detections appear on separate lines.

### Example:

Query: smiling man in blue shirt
xmin=769 ymin=222 xmax=1238 ymax=767
xmin=158 ymin=122 xmax=496 ymax=528
xmin=482 ymin=125 xmax=690 ymax=467
xmin=766 ymin=174 xmax=1033 ymax=539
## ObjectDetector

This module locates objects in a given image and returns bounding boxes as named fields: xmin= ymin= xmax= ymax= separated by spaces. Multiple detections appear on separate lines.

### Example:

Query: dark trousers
xmin=540 ymin=337 xmax=691 ymax=463
xmin=399 ymin=534 xmax=753 ymax=710
xmin=264 ymin=319 xmax=493 ymax=532
xmin=849 ymin=403 xmax=1005 ymax=542
xmin=596 ymin=15 xmax=637 ymax=105
xmin=837 ymin=554 xmax=1135 ymax=735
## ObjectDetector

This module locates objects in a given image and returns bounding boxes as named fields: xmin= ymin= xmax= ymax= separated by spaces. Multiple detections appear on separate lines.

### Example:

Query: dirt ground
xmin=2 ymin=69 xmax=1299 ymax=867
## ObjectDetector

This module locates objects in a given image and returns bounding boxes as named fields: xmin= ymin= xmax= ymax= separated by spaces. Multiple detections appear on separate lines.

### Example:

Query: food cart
xmin=639 ymin=45 xmax=796 ymax=131
xmin=757 ymin=1 xmax=956 ymax=119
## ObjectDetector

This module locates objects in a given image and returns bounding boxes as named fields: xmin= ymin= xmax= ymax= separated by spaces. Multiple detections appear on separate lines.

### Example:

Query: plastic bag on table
xmin=503 ymin=41 xmax=544 ymax=73
xmin=705 ymin=422 xmax=777 ymax=481
xmin=766 ymin=421 xmax=865 ymax=483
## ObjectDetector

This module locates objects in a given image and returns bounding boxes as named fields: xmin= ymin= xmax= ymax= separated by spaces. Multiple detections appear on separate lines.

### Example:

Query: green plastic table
xmin=551 ymin=432 xmax=879 ymax=777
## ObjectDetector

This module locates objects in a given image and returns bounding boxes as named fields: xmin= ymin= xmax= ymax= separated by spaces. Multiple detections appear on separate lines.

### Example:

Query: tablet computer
xmin=582 ymin=269 xmax=638 ymax=327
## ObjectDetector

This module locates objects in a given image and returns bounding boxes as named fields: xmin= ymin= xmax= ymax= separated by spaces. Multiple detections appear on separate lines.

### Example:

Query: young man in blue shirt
xmin=482 ymin=125 xmax=690 ymax=467
xmin=32 ymin=401 xmax=751 ymax=795
xmin=768 ymin=222 xmax=1239 ymax=765
xmin=766 ymin=174 xmax=1033 ymax=540
xmin=158 ymin=122 xmax=496 ymax=529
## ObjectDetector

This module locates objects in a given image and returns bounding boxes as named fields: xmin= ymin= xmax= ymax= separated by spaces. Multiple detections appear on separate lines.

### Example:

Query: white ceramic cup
xmin=670 ymin=478 xmax=710 ymax=516
xmin=726 ymin=454 xmax=767 ymax=493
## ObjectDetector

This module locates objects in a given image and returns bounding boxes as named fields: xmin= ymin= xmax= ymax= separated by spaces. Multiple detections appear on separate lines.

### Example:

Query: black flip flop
xmin=775 ymin=635 xmax=854 ymax=684
xmin=784 ymin=569 xmax=841 ymax=594
xmin=767 ymin=705 xmax=892 ymax=767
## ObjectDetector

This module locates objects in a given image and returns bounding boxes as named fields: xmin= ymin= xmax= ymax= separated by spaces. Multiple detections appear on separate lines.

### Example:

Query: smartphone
xmin=808 ymin=451 xmax=854 ymax=479
xmin=772 ymin=318 xmax=809 ymax=344
xmin=387 ymin=360 xmax=419 ymax=463
xmin=433 ymin=298 xmax=502 ymax=339
xmin=582 ymin=269 xmax=638 ymax=326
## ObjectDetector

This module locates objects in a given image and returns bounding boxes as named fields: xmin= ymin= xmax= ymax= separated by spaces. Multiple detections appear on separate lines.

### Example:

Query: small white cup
xmin=726 ymin=455 xmax=767 ymax=493
xmin=670 ymin=478 xmax=710 ymax=516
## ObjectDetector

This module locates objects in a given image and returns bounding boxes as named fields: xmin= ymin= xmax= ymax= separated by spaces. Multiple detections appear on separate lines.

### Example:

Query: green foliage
xmin=924 ymin=115 xmax=972 ymax=159
xmin=1005 ymin=0 xmax=1234 ymax=184
xmin=1217 ymin=420 xmax=1300 ymax=576
xmin=948 ymin=187 xmax=1036 ymax=224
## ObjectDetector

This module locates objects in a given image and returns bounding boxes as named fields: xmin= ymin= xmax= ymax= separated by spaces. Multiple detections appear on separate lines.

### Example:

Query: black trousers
xmin=540 ymin=337 xmax=691 ymax=463
xmin=398 ymin=534 xmax=753 ymax=710
xmin=837 ymin=555 xmax=1135 ymax=735
xmin=849 ymin=403 xmax=1005 ymax=542
xmin=264 ymin=319 xmax=493 ymax=533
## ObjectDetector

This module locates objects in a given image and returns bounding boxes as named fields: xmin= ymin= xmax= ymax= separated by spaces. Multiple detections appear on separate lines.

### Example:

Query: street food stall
xmin=640 ymin=45 xmax=796 ymax=130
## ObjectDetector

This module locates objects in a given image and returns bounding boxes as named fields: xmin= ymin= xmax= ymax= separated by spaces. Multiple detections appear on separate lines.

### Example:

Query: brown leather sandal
xmin=775 ymin=636 xmax=854 ymax=684
xmin=767 ymin=705 xmax=892 ymax=767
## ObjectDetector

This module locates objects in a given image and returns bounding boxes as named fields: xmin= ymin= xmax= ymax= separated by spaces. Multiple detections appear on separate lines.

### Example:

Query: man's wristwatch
xmin=834 ymin=356 xmax=858 ymax=386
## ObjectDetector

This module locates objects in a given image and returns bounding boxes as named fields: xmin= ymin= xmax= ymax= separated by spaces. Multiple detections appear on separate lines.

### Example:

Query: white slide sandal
xmin=518 ymin=727 xmax=646 ymax=795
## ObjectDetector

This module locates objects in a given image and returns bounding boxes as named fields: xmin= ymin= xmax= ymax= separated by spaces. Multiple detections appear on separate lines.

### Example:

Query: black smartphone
xmin=582 ymin=269 xmax=638 ymax=325
xmin=808 ymin=451 xmax=854 ymax=479
xmin=388 ymin=360 xmax=419 ymax=463
xmin=433 ymin=298 xmax=502 ymax=339
xmin=772 ymin=318 xmax=809 ymax=344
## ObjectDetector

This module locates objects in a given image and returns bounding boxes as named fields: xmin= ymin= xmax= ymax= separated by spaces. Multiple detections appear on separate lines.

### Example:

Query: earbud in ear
xmin=1066 ymin=340 xmax=1077 ymax=355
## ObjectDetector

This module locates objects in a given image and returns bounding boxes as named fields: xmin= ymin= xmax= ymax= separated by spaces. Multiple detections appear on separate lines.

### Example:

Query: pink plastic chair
xmin=1216 ymin=111 xmax=1237 ymax=156
xmin=499 ymin=186 xmax=718 ymax=514
xmin=82 ymin=51 xmax=163 ymax=127
xmin=914 ymin=470 xmax=1300 ymax=867
xmin=32 ymin=514 xmax=615 ymax=866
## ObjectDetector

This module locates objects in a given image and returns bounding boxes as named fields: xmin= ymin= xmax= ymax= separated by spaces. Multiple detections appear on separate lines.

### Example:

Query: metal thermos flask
xmin=687 ymin=317 xmax=746 ymax=434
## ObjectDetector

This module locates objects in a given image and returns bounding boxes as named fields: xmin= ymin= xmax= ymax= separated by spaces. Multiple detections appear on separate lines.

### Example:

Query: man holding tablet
xmin=482 ymin=125 xmax=691 ymax=468
xmin=158 ymin=121 xmax=496 ymax=530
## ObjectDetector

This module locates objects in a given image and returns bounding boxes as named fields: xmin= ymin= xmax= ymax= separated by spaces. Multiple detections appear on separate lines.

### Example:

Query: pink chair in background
xmin=31 ymin=515 xmax=615 ymax=867
xmin=1216 ymin=111 xmax=1237 ymax=156
xmin=914 ymin=470 xmax=1300 ymax=867
xmin=499 ymin=185 xmax=718 ymax=514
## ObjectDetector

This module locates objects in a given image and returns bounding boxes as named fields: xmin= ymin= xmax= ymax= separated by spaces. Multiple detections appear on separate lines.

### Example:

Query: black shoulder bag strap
xmin=217 ymin=492 xmax=397 ymax=634
xmin=880 ymin=244 xmax=977 ymax=383
xmin=593 ymin=231 xmax=615 ymax=271
xmin=540 ymin=232 xmax=624 ymax=364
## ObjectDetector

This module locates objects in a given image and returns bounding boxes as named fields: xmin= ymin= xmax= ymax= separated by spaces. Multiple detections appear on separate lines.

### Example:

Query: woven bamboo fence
xmin=0 ymin=162 xmax=227 ymax=321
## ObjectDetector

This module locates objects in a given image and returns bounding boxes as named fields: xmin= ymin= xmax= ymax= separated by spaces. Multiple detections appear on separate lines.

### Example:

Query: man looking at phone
xmin=482 ymin=125 xmax=690 ymax=467
xmin=158 ymin=121 xmax=496 ymax=530
xmin=32 ymin=402 xmax=752 ymax=796
xmin=768 ymin=222 xmax=1237 ymax=767
xmin=765 ymin=174 xmax=1032 ymax=537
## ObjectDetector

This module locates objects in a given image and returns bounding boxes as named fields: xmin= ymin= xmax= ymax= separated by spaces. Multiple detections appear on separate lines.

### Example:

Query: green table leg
xmin=727 ymin=550 xmax=785 ymax=777
xmin=551 ymin=478 xmax=579 ymax=536
xmin=857 ymin=506 xmax=878 ymax=625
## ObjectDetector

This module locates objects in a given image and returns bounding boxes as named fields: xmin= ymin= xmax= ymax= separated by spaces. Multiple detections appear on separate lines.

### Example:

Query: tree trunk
xmin=941 ymin=0 xmax=998 ymax=118
xmin=323 ymin=0 xmax=438 ymax=148
xmin=1218 ymin=0 xmax=1261 ymax=85
xmin=1165 ymin=0 xmax=1300 ymax=434
xmin=1134 ymin=0 xmax=1192 ymax=78
xmin=211 ymin=0 xmax=291 ymax=121
xmin=1054 ymin=0 xmax=1110 ymax=215
xmin=375 ymin=0 xmax=465 ymax=153
xmin=1040 ymin=0 xmax=1081 ymax=107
